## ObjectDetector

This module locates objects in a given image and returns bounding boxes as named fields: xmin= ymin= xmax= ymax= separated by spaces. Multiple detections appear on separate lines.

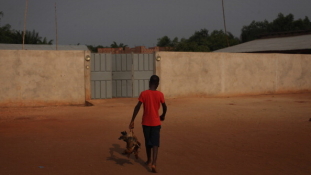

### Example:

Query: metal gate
xmin=91 ymin=53 xmax=154 ymax=99
xmin=90 ymin=53 xmax=112 ymax=99
xmin=132 ymin=54 xmax=154 ymax=97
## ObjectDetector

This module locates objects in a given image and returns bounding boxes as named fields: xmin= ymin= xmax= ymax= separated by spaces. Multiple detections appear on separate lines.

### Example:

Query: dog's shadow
xmin=107 ymin=144 xmax=149 ymax=171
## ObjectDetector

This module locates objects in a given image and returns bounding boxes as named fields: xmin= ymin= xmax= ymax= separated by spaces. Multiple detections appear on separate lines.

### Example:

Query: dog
xmin=118 ymin=131 xmax=141 ymax=159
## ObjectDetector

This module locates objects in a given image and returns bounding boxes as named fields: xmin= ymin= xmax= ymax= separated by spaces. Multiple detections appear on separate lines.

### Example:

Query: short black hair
xmin=149 ymin=75 xmax=160 ymax=85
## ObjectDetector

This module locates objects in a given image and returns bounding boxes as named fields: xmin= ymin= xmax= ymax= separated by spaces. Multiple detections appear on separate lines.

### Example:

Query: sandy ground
xmin=0 ymin=93 xmax=311 ymax=175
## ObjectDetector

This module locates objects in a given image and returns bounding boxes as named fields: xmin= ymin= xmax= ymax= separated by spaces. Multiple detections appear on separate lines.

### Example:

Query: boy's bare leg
xmin=145 ymin=147 xmax=152 ymax=165
xmin=151 ymin=146 xmax=158 ymax=173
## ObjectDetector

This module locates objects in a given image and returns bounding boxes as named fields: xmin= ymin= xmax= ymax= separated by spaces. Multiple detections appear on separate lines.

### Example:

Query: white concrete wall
xmin=155 ymin=52 xmax=311 ymax=98
xmin=0 ymin=50 xmax=90 ymax=106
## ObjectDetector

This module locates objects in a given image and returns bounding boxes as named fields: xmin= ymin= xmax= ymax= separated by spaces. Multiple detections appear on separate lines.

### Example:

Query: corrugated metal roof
xmin=214 ymin=34 xmax=311 ymax=53
xmin=0 ymin=44 xmax=89 ymax=51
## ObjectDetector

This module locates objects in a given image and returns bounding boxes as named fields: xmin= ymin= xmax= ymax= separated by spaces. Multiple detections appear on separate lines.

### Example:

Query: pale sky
xmin=1 ymin=0 xmax=311 ymax=47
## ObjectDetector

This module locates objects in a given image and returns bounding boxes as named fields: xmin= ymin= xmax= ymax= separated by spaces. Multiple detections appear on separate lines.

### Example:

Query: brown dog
xmin=118 ymin=131 xmax=141 ymax=159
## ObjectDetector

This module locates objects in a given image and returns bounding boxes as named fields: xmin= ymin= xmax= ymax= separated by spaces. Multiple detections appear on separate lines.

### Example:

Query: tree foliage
xmin=0 ymin=26 xmax=53 ymax=44
xmin=0 ymin=24 xmax=15 ymax=43
xmin=0 ymin=11 xmax=53 ymax=45
xmin=241 ymin=13 xmax=311 ymax=42
xmin=39 ymin=37 xmax=53 ymax=44
xmin=208 ymin=30 xmax=240 ymax=51
xmin=87 ymin=41 xmax=129 ymax=53
xmin=13 ymin=30 xmax=53 ymax=44
xmin=110 ymin=41 xmax=127 ymax=49
xmin=0 ymin=11 xmax=3 ymax=23
xmin=167 ymin=29 xmax=211 ymax=52
xmin=157 ymin=36 xmax=179 ymax=48
xmin=241 ymin=20 xmax=270 ymax=43
xmin=87 ymin=45 xmax=105 ymax=53
xmin=158 ymin=29 xmax=240 ymax=52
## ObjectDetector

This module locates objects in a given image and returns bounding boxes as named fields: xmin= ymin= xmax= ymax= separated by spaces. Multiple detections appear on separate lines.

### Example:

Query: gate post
xmin=84 ymin=50 xmax=91 ymax=101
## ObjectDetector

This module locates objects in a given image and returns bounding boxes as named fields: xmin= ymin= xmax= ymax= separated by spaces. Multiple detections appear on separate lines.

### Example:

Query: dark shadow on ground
xmin=107 ymin=144 xmax=150 ymax=172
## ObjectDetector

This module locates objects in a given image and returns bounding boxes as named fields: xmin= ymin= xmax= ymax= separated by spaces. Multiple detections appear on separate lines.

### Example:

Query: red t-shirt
xmin=138 ymin=90 xmax=165 ymax=126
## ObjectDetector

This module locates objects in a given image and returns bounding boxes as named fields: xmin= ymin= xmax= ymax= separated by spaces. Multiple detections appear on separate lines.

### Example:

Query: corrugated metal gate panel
xmin=91 ymin=53 xmax=154 ymax=99
xmin=112 ymin=54 xmax=133 ymax=98
xmin=133 ymin=54 xmax=154 ymax=97
xmin=91 ymin=53 xmax=112 ymax=99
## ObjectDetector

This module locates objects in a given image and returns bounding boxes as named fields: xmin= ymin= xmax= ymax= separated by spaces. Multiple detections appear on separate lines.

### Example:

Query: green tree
xmin=25 ymin=30 xmax=41 ymax=44
xmin=0 ymin=11 xmax=3 ymax=20
xmin=0 ymin=11 xmax=3 ymax=26
xmin=160 ymin=29 xmax=240 ymax=52
xmin=38 ymin=37 xmax=53 ymax=44
xmin=175 ymin=29 xmax=210 ymax=52
xmin=0 ymin=26 xmax=53 ymax=44
xmin=87 ymin=45 xmax=105 ymax=53
xmin=208 ymin=30 xmax=240 ymax=51
xmin=110 ymin=41 xmax=118 ymax=48
xmin=270 ymin=13 xmax=295 ymax=32
xmin=188 ymin=29 xmax=210 ymax=46
xmin=13 ymin=30 xmax=52 ymax=44
xmin=157 ymin=36 xmax=172 ymax=47
xmin=156 ymin=36 xmax=179 ymax=49
xmin=291 ymin=16 xmax=311 ymax=31
xmin=0 ymin=24 xmax=15 ymax=43
xmin=302 ymin=17 xmax=311 ymax=29
xmin=171 ymin=37 xmax=179 ymax=47
xmin=0 ymin=11 xmax=53 ymax=44
xmin=241 ymin=20 xmax=270 ymax=42
xmin=110 ymin=41 xmax=127 ymax=49
xmin=241 ymin=13 xmax=311 ymax=42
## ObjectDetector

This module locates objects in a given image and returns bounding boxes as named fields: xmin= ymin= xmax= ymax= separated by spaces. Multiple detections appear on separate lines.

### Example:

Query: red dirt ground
xmin=1 ymin=93 xmax=311 ymax=175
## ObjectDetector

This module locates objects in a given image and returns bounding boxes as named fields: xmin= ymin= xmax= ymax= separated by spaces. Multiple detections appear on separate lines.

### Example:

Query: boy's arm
xmin=160 ymin=102 xmax=167 ymax=121
xmin=129 ymin=101 xmax=142 ymax=129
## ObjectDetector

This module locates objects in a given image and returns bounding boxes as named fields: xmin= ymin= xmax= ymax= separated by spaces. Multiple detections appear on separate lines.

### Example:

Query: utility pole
xmin=222 ymin=0 xmax=230 ymax=47
xmin=55 ymin=3 xmax=58 ymax=50
xmin=0 ymin=11 xmax=3 ymax=27
xmin=23 ymin=0 xmax=28 ymax=50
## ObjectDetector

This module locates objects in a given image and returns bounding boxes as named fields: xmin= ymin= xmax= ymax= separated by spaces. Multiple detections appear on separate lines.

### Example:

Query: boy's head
xmin=149 ymin=75 xmax=160 ymax=88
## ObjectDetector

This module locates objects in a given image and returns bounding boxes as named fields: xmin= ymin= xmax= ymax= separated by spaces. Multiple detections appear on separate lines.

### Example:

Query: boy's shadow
xmin=107 ymin=144 xmax=150 ymax=171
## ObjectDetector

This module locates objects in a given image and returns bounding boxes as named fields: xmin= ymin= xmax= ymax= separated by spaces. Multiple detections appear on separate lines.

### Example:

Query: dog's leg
xmin=137 ymin=141 xmax=141 ymax=147
xmin=134 ymin=148 xmax=139 ymax=159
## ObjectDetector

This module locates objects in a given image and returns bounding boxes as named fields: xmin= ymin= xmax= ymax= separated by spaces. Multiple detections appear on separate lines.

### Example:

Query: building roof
xmin=0 ymin=44 xmax=89 ymax=51
xmin=97 ymin=46 xmax=172 ymax=54
xmin=214 ymin=34 xmax=311 ymax=53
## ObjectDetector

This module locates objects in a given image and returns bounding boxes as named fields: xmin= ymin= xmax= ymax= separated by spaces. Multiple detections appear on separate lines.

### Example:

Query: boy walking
xmin=129 ymin=75 xmax=167 ymax=173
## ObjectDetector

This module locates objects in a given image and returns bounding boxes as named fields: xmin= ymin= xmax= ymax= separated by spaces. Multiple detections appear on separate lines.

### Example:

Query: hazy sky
xmin=1 ymin=0 xmax=311 ymax=47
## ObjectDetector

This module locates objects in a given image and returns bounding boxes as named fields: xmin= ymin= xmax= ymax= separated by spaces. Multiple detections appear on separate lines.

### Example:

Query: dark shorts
xmin=142 ymin=125 xmax=161 ymax=148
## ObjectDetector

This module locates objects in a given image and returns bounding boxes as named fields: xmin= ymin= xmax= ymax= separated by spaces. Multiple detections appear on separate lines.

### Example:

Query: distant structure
xmin=214 ymin=30 xmax=311 ymax=54
xmin=98 ymin=46 xmax=173 ymax=54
